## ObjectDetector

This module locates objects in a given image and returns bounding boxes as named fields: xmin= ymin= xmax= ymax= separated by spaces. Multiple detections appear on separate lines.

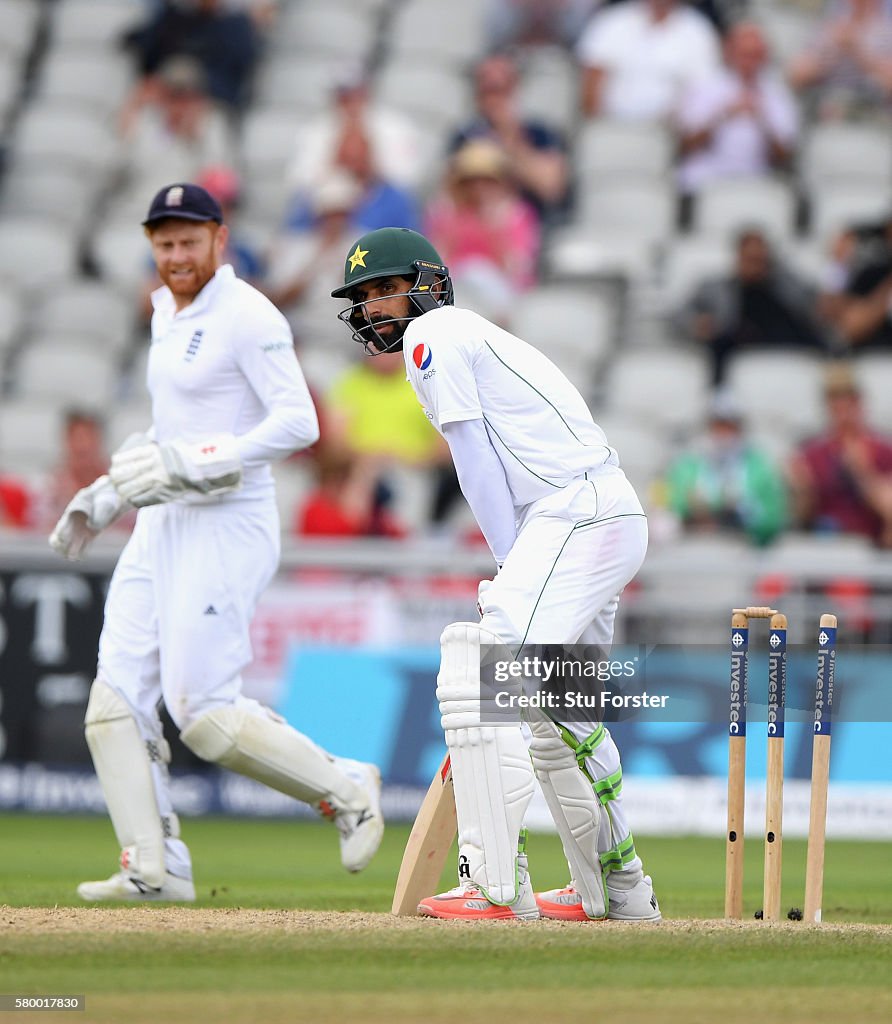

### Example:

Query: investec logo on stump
xmin=729 ymin=629 xmax=747 ymax=735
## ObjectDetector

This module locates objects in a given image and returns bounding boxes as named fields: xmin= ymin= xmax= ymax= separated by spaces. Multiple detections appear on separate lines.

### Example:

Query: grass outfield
xmin=0 ymin=815 xmax=890 ymax=1024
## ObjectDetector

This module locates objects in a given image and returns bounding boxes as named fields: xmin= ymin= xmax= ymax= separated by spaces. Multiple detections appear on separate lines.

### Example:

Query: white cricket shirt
xmin=403 ymin=306 xmax=618 ymax=508
xmin=148 ymin=264 xmax=319 ymax=502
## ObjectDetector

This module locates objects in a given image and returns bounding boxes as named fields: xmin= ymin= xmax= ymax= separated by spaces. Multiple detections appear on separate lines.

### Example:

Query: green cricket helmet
xmin=331 ymin=227 xmax=454 ymax=354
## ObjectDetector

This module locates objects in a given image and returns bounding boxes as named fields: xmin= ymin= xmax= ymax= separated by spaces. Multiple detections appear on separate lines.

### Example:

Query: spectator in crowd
xmin=0 ymin=471 xmax=33 ymax=529
xmin=120 ymin=0 xmax=260 ymax=114
xmin=788 ymin=363 xmax=892 ymax=547
xmin=325 ymin=350 xmax=449 ymax=529
xmin=663 ymin=392 xmax=787 ymax=545
xmin=832 ymin=213 xmax=892 ymax=351
xmin=451 ymin=53 xmax=570 ymax=219
xmin=676 ymin=21 xmax=799 ymax=200
xmin=576 ymin=0 xmax=721 ymax=121
xmin=42 ymin=410 xmax=110 ymax=530
xmin=426 ymin=139 xmax=541 ymax=325
xmin=484 ymin=0 xmax=597 ymax=51
xmin=788 ymin=0 xmax=892 ymax=120
xmin=120 ymin=56 xmax=235 ymax=192
xmin=267 ymin=172 xmax=366 ymax=348
xmin=286 ymin=68 xmax=426 ymax=202
xmin=295 ymin=445 xmax=407 ymax=539
xmin=284 ymin=80 xmax=420 ymax=237
xmin=681 ymin=228 xmax=830 ymax=385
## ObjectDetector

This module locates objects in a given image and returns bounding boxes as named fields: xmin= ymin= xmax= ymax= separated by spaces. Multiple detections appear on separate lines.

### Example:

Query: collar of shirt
xmin=150 ymin=263 xmax=235 ymax=320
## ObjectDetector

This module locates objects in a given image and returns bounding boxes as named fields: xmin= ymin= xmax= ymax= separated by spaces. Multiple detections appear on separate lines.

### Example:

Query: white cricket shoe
xmin=77 ymin=870 xmax=195 ymax=902
xmin=606 ymin=872 xmax=661 ymax=922
xmin=325 ymin=760 xmax=384 ymax=873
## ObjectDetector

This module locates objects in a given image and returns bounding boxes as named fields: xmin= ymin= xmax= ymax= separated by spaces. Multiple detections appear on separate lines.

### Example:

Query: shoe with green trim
xmin=606 ymin=872 xmax=661 ymax=922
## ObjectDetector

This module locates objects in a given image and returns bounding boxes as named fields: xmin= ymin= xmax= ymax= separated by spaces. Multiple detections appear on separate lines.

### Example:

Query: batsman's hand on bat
xmin=110 ymin=434 xmax=242 ymax=507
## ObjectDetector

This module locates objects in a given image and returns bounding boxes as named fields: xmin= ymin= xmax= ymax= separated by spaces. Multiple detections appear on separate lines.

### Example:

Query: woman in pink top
xmin=426 ymin=139 xmax=540 ymax=324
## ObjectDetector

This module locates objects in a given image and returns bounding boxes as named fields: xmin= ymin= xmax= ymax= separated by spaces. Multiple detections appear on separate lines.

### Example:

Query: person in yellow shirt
xmin=326 ymin=351 xmax=455 ymax=529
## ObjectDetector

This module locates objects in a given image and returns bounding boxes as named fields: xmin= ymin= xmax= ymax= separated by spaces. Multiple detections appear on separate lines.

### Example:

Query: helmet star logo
xmin=348 ymin=244 xmax=369 ymax=272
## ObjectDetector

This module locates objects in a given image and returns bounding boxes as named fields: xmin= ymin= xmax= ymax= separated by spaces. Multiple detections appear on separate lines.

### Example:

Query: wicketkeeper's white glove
xmin=48 ymin=432 xmax=151 ymax=560
xmin=48 ymin=475 xmax=129 ymax=561
xmin=109 ymin=434 xmax=243 ymax=507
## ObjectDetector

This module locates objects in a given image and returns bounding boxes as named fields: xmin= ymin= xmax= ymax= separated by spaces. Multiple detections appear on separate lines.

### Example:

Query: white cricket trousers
xmin=97 ymin=499 xmax=280 ymax=878
xmin=478 ymin=466 xmax=649 ymax=875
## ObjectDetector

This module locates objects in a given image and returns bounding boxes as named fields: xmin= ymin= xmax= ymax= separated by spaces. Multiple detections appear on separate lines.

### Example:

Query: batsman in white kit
xmin=49 ymin=183 xmax=384 ymax=901
xmin=332 ymin=228 xmax=660 ymax=921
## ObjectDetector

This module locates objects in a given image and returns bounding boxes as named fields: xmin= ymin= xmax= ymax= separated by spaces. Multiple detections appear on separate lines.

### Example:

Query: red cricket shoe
xmin=535 ymin=885 xmax=599 ymax=921
xmin=418 ymin=883 xmax=540 ymax=921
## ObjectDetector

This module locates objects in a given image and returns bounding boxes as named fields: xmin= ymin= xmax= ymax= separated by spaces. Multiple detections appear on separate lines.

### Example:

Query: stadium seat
xmin=49 ymin=0 xmax=145 ymax=48
xmin=517 ymin=47 xmax=579 ymax=135
xmin=90 ymin=221 xmax=152 ymax=293
xmin=0 ymin=218 xmax=78 ymax=293
xmin=725 ymin=350 xmax=826 ymax=441
xmin=107 ymin=402 xmax=154 ymax=450
xmin=602 ymin=347 xmax=711 ymax=431
xmin=800 ymin=124 xmax=892 ymax=193
xmin=252 ymin=56 xmax=343 ymax=113
xmin=656 ymin=236 xmax=735 ymax=311
xmin=575 ymin=119 xmax=673 ymax=182
xmin=0 ymin=164 xmax=103 ymax=232
xmin=241 ymin=108 xmax=303 ymax=178
xmin=34 ymin=48 xmax=133 ymax=116
xmin=12 ymin=337 xmax=120 ymax=405
xmin=592 ymin=415 xmax=670 ymax=494
xmin=574 ymin=180 xmax=677 ymax=245
xmin=809 ymin=184 xmax=892 ymax=242
xmin=0 ymin=52 xmax=23 ymax=130
xmin=30 ymin=282 xmax=135 ymax=355
xmin=0 ymin=0 xmax=43 ymax=59
xmin=374 ymin=62 xmax=473 ymax=131
xmin=758 ymin=5 xmax=815 ymax=63
xmin=0 ymin=398 xmax=63 ymax=472
xmin=0 ymin=283 xmax=24 ymax=358
xmin=692 ymin=177 xmax=797 ymax=241
xmin=511 ymin=285 xmax=617 ymax=368
xmin=543 ymin=226 xmax=655 ymax=283
xmin=271 ymin=1 xmax=379 ymax=61
xmin=12 ymin=102 xmax=119 ymax=177
xmin=852 ymin=353 xmax=892 ymax=433
xmin=388 ymin=0 xmax=486 ymax=65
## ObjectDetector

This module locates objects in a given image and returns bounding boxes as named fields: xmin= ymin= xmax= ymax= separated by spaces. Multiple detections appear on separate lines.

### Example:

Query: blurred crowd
xmin=3 ymin=0 xmax=892 ymax=550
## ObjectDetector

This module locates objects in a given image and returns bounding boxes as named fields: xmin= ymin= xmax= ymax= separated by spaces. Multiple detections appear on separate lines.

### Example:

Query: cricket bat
xmin=390 ymin=753 xmax=457 ymax=916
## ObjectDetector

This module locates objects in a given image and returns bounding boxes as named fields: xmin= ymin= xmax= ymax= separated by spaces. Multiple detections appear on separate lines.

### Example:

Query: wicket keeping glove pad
xmin=110 ymin=434 xmax=243 ymax=507
xmin=49 ymin=474 xmax=130 ymax=560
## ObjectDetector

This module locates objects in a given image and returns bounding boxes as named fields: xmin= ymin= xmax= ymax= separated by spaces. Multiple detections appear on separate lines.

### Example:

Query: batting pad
xmin=84 ymin=679 xmax=167 ymax=889
xmin=180 ymin=704 xmax=364 ymax=811
xmin=437 ymin=622 xmax=534 ymax=905
xmin=528 ymin=713 xmax=606 ymax=919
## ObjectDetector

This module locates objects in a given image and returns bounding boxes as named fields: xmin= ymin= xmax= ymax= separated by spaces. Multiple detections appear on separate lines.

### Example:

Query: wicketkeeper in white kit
xmin=49 ymin=183 xmax=384 ymax=901
xmin=332 ymin=227 xmax=660 ymax=921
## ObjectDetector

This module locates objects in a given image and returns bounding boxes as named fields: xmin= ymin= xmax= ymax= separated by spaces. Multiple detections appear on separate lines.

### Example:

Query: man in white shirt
xmin=677 ymin=21 xmax=799 ymax=196
xmin=50 ymin=182 xmax=384 ymax=901
xmin=331 ymin=227 xmax=660 ymax=922
xmin=577 ymin=0 xmax=721 ymax=121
